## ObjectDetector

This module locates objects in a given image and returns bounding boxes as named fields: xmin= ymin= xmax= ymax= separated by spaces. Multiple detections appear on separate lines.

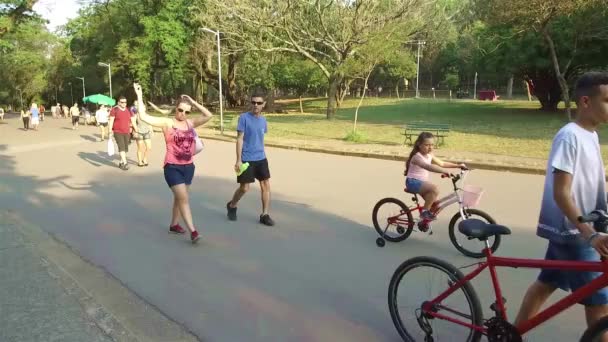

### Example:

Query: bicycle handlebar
xmin=578 ymin=210 xmax=608 ymax=224
xmin=442 ymin=168 xmax=469 ymax=180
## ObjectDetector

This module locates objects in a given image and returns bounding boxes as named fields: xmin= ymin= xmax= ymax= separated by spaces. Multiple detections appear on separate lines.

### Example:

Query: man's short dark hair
xmin=118 ymin=96 xmax=127 ymax=101
xmin=250 ymin=91 xmax=266 ymax=101
xmin=574 ymin=72 xmax=608 ymax=104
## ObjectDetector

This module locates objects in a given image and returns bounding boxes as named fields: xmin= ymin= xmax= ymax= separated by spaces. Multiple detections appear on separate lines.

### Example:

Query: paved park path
xmin=0 ymin=114 xmax=591 ymax=341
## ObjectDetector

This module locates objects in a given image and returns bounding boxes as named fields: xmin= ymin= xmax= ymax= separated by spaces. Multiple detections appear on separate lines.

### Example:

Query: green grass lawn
xmin=193 ymin=97 xmax=607 ymax=160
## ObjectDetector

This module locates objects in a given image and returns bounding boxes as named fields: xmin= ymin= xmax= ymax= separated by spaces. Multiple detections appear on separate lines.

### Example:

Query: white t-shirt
xmin=95 ymin=109 xmax=109 ymax=123
xmin=537 ymin=122 xmax=607 ymax=244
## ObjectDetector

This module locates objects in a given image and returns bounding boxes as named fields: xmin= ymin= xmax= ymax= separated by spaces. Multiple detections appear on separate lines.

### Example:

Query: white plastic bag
xmin=107 ymin=138 xmax=115 ymax=157
xmin=194 ymin=135 xmax=204 ymax=155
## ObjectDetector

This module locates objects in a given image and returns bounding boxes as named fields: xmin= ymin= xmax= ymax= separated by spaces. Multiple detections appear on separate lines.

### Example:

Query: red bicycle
xmin=388 ymin=210 xmax=608 ymax=341
xmin=373 ymin=169 xmax=500 ymax=258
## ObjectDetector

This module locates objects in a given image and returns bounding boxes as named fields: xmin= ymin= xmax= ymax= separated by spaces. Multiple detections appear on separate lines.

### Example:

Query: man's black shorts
xmin=237 ymin=159 xmax=270 ymax=184
xmin=114 ymin=133 xmax=130 ymax=152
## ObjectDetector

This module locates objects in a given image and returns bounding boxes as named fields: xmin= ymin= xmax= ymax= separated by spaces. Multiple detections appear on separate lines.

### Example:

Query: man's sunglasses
xmin=177 ymin=108 xmax=191 ymax=114
xmin=251 ymin=101 xmax=264 ymax=105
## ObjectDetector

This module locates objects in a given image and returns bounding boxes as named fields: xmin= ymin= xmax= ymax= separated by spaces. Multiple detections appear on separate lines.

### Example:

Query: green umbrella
xmin=83 ymin=94 xmax=116 ymax=106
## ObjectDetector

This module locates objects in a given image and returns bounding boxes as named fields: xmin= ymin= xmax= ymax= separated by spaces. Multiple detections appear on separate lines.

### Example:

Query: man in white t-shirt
xmin=95 ymin=104 xmax=110 ymax=141
xmin=514 ymin=72 xmax=608 ymax=337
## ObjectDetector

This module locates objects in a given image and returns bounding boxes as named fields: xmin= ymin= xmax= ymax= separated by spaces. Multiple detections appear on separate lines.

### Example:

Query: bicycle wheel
xmin=580 ymin=316 xmax=608 ymax=341
xmin=388 ymin=256 xmax=483 ymax=341
xmin=372 ymin=198 xmax=414 ymax=242
xmin=449 ymin=209 xmax=501 ymax=258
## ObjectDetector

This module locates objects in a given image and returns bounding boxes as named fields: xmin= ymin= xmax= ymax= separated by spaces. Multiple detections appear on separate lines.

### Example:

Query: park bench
xmin=402 ymin=123 xmax=450 ymax=146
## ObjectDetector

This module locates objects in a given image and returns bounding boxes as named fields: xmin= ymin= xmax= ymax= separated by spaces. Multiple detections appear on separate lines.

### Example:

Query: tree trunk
xmin=354 ymin=68 xmax=374 ymax=132
xmin=507 ymin=75 xmax=513 ymax=99
xmin=541 ymin=28 xmax=571 ymax=119
xmin=327 ymin=73 xmax=342 ymax=119
xmin=299 ymin=95 xmax=304 ymax=114
xmin=266 ymin=89 xmax=275 ymax=112
xmin=226 ymin=53 xmax=239 ymax=107
xmin=395 ymin=82 xmax=400 ymax=99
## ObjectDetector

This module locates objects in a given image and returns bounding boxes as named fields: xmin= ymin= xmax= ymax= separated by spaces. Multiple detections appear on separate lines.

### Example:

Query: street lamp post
xmin=75 ymin=77 xmax=85 ymax=102
xmin=415 ymin=40 xmax=426 ymax=99
xmin=200 ymin=27 xmax=224 ymax=134
xmin=98 ymin=62 xmax=112 ymax=97
xmin=402 ymin=40 xmax=426 ymax=99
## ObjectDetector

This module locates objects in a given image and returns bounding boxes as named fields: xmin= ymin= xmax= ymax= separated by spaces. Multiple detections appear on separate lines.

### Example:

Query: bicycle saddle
xmin=403 ymin=187 xmax=417 ymax=195
xmin=458 ymin=219 xmax=511 ymax=240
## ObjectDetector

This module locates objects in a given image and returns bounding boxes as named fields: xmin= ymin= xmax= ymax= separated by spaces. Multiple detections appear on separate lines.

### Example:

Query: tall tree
xmin=201 ymin=0 xmax=434 ymax=119
xmin=0 ymin=0 xmax=37 ymax=39
xmin=474 ymin=0 xmax=608 ymax=118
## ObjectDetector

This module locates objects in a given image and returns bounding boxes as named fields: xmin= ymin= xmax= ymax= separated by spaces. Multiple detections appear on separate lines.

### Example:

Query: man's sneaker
xmin=259 ymin=214 xmax=275 ymax=227
xmin=227 ymin=202 xmax=237 ymax=221
xmin=169 ymin=224 xmax=186 ymax=234
xmin=420 ymin=210 xmax=436 ymax=221
xmin=190 ymin=230 xmax=200 ymax=244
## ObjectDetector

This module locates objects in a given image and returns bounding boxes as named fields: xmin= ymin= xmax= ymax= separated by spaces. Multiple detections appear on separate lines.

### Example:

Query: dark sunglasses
xmin=119 ymin=101 xmax=127 ymax=104
xmin=251 ymin=101 xmax=264 ymax=105
xmin=177 ymin=108 xmax=191 ymax=114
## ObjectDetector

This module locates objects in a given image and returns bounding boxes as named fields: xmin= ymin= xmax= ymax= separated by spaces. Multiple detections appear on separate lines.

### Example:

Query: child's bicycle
xmin=387 ymin=210 xmax=608 ymax=342
xmin=372 ymin=169 xmax=500 ymax=258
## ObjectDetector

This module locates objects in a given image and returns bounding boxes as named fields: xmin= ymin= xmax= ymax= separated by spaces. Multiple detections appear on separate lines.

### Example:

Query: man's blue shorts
xmin=538 ymin=241 xmax=608 ymax=305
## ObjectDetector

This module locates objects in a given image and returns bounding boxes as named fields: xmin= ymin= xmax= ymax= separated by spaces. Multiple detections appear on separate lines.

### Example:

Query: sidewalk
xmin=0 ymin=214 xmax=115 ymax=342
xmin=0 ymin=210 xmax=199 ymax=342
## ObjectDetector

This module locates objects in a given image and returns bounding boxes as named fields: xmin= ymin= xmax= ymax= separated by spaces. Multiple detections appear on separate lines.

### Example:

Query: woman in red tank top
xmin=133 ymin=83 xmax=213 ymax=244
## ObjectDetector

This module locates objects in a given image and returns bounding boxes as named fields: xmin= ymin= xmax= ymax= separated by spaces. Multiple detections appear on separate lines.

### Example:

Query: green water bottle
xmin=237 ymin=162 xmax=250 ymax=176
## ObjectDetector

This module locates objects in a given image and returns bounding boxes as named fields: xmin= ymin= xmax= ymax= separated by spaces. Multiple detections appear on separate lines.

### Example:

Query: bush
xmin=344 ymin=130 xmax=367 ymax=143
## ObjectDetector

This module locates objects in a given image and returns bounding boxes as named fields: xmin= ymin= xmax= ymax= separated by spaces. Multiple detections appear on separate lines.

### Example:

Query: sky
xmin=33 ymin=0 xmax=82 ymax=32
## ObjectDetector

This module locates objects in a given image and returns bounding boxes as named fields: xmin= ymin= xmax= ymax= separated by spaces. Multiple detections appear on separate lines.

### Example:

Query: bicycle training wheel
xmin=388 ymin=256 xmax=483 ymax=341
xmin=448 ymin=209 xmax=501 ymax=258
xmin=372 ymin=198 xmax=414 ymax=242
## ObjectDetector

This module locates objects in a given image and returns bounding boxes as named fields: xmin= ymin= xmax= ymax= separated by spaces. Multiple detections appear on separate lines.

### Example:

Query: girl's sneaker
xmin=421 ymin=210 xmax=436 ymax=221
xmin=169 ymin=224 xmax=186 ymax=234
xmin=190 ymin=230 xmax=200 ymax=244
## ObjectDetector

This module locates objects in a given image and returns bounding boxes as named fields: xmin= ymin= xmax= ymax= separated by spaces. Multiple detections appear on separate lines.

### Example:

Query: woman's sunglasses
xmin=177 ymin=108 xmax=191 ymax=114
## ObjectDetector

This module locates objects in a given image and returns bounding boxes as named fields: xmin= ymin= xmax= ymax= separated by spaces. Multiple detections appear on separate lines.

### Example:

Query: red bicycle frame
xmin=423 ymin=247 xmax=608 ymax=336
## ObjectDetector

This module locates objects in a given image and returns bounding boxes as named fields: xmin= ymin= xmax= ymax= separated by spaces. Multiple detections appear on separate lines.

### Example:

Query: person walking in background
xmin=0 ymin=106 xmax=4 ymax=121
xmin=131 ymin=102 xmax=153 ymax=167
xmin=20 ymin=108 xmax=30 ymax=130
xmin=29 ymin=103 xmax=40 ymax=131
xmin=109 ymin=96 xmax=137 ymax=170
xmin=70 ymin=103 xmax=80 ymax=130
xmin=38 ymin=103 xmax=45 ymax=122
xmin=95 ymin=104 xmax=109 ymax=141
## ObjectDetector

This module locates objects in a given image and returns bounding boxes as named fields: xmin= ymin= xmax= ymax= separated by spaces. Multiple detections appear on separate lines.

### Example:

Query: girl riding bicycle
xmin=405 ymin=132 xmax=466 ymax=221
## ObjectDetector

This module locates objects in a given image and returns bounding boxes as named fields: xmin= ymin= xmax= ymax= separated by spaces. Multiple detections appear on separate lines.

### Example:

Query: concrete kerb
xmin=197 ymin=132 xmax=548 ymax=176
